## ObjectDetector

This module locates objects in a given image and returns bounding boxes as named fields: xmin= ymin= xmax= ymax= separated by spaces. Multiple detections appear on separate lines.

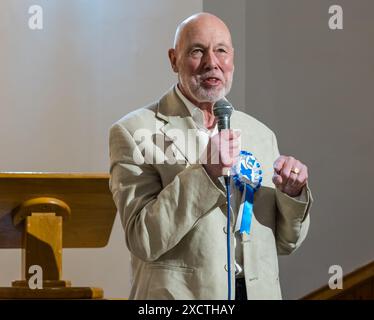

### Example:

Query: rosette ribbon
xmin=232 ymin=151 xmax=263 ymax=235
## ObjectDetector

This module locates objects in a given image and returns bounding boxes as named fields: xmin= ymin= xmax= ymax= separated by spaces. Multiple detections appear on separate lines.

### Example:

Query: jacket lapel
xmin=156 ymin=86 xmax=199 ymax=165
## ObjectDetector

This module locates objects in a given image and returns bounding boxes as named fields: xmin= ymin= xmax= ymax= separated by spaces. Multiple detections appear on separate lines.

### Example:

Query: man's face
xmin=169 ymin=17 xmax=234 ymax=105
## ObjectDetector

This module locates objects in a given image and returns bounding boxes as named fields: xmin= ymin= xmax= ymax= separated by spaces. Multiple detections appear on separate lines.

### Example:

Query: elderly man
xmin=109 ymin=13 xmax=313 ymax=300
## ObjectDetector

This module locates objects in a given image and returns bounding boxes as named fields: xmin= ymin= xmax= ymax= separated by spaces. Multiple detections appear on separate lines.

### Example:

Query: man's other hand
xmin=273 ymin=155 xmax=308 ymax=197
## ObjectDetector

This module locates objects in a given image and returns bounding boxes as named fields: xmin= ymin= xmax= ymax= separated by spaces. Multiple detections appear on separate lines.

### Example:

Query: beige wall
xmin=0 ymin=0 xmax=202 ymax=298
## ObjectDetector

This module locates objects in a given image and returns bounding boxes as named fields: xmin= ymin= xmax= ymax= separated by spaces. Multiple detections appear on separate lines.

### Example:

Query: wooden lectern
xmin=0 ymin=173 xmax=117 ymax=299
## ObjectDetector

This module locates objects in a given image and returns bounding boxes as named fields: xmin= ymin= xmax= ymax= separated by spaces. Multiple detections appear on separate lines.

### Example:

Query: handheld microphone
xmin=213 ymin=99 xmax=234 ymax=178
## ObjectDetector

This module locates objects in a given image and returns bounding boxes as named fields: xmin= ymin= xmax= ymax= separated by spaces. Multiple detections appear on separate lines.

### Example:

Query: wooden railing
xmin=0 ymin=172 xmax=116 ymax=299
xmin=302 ymin=261 xmax=374 ymax=300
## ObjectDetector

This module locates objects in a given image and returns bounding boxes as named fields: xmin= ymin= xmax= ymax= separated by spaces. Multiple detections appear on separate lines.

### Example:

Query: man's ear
xmin=168 ymin=49 xmax=178 ymax=73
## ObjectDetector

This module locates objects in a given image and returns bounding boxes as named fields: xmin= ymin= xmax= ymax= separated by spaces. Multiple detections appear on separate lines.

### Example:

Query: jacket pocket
xmin=145 ymin=263 xmax=195 ymax=299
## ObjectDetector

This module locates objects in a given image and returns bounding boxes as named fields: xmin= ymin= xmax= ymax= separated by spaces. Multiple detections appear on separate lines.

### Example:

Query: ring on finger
xmin=290 ymin=167 xmax=300 ymax=175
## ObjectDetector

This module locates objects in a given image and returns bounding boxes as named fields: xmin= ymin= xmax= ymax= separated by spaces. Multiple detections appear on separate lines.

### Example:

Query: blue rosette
xmin=232 ymin=151 xmax=263 ymax=234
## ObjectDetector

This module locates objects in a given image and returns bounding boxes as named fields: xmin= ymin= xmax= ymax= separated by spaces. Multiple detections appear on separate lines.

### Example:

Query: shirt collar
xmin=175 ymin=85 xmax=219 ymax=135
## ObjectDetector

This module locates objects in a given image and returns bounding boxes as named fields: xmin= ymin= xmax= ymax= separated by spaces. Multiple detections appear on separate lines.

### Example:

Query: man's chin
xmin=194 ymin=89 xmax=226 ymax=103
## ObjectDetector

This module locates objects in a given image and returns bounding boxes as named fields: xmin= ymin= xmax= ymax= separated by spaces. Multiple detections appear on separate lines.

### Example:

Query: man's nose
xmin=202 ymin=50 xmax=219 ymax=70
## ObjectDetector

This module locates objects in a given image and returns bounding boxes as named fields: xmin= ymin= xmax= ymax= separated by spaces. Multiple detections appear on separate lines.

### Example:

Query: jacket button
xmin=224 ymin=264 xmax=234 ymax=272
xmin=223 ymin=227 xmax=227 ymax=234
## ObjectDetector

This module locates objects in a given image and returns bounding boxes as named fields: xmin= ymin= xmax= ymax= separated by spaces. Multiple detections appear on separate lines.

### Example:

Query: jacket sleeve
xmin=271 ymin=132 xmax=314 ymax=255
xmin=109 ymin=123 xmax=226 ymax=262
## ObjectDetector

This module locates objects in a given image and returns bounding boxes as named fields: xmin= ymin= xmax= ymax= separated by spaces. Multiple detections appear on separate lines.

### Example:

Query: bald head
xmin=173 ymin=13 xmax=232 ymax=50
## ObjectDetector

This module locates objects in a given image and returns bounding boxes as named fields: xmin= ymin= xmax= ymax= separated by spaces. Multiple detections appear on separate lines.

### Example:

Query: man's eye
xmin=191 ymin=49 xmax=203 ymax=56
xmin=217 ymin=48 xmax=228 ymax=53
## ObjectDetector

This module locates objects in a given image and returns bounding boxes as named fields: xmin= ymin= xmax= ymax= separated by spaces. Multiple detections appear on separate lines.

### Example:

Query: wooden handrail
xmin=0 ymin=172 xmax=115 ymax=299
xmin=302 ymin=261 xmax=374 ymax=300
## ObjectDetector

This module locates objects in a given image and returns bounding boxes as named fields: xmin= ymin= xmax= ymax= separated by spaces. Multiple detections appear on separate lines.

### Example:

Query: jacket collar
xmin=156 ymin=86 xmax=191 ymax=122
xmin=156 ymin=86 xmax=198 ymax=164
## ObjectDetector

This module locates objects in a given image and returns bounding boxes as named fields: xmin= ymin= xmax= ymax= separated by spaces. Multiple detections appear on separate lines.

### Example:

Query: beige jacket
xmin=109 ymin=86 xmax=312 ymax=300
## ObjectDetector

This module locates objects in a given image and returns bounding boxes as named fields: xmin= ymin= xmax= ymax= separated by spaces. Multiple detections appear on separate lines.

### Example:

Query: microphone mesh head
xmin=213 ymin=99 xmax=233 ymax=118
xmin=213 ymin=99 xmax=233 ymax=131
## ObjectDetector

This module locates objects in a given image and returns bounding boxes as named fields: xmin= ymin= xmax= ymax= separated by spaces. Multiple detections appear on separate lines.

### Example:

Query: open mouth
xmin=202 ymin=77 xmax=222 ymax=86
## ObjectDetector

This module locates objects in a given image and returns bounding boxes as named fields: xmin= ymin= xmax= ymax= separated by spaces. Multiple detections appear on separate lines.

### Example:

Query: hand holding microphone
xmin=202 ymin=100 xmax=241 ymax=179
